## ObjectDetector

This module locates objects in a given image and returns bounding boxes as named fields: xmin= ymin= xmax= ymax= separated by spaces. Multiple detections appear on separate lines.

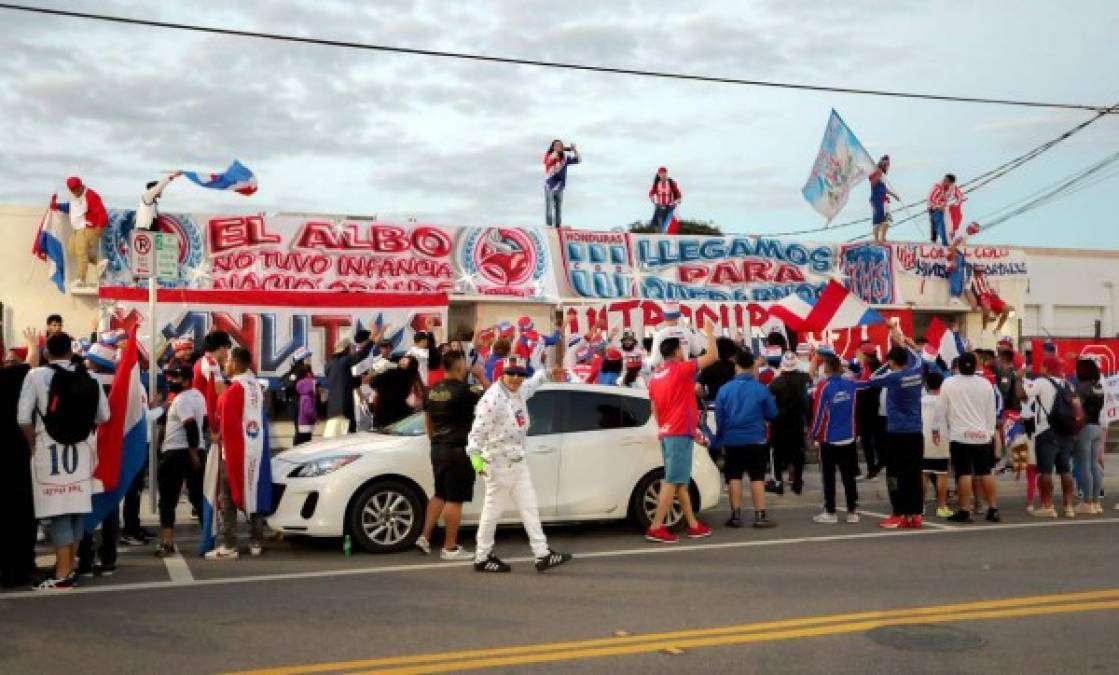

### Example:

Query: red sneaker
xmin=905 ymin=515 xmax=923 ymax=529
xmin=645 ymin=527 xmax=678 ymax=544
xmin=685 ymin=523 xmax=713 ymax=539
xmin=878 ymin=515 xmax=906 ymax=529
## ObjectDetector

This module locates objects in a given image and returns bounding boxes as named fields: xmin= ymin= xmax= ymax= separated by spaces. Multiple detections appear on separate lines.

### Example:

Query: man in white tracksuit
xmin=467 ymin=356 xmax=572 ymax=573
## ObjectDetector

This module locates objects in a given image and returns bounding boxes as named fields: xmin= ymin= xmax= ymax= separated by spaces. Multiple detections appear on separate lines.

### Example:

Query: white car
xmin=267 ymin=383 xmax=722 ymax=553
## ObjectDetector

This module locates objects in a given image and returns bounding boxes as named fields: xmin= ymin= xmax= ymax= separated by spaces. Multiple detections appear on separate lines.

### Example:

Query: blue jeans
xmin=1075 ymin=424 xmax=1104 ymax=500
xmin=660 ymin=435 xmax=694 ymax=485
xmin=545 ymin=188 xmax=563 ymax=227
xmin=651 ymin=205 xmax=674 ymax=232
xmin=929 ymin=209 xmax=948 ymax=245
xmin=948 ymin=251 xmax=967 ymax=298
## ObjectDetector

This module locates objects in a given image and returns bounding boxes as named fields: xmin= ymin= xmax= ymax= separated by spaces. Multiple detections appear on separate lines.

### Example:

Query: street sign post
xmin=129 ymin=230 xmax=181 ymax=511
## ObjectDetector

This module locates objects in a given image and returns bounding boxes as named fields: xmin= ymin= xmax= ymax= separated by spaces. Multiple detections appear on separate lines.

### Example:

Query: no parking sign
xmin=129 ymin=230 xmax=180 ymax=279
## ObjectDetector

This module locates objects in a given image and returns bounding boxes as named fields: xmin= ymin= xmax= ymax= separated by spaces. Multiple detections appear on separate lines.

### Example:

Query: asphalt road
xmin=3 ymin=489 xmax=1119 ymax=674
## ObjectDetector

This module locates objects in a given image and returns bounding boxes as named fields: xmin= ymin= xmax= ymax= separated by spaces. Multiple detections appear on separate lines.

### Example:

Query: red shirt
xmin=648 ymin=359 xmax=699 ymax=438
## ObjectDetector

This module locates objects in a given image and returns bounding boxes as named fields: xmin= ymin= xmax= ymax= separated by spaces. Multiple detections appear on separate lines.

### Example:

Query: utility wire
xmin=763 ymin=101 xmax=1119 ymax=239
xmin=0 ymin=2 xmax=1113 ymax=113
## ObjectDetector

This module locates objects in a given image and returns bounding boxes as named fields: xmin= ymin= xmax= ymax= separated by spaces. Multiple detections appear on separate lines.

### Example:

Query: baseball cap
xmin=65 ymin=176 xmax=83 ymax=190
xmin=499 ymin=356 xmax=529 ymax=377
xmin=171 ymin=337 xmax=194 ymax=353
xmin=85 ymin=343 xmax=118 ymax=371
xmin=657 ymin=166 xmax=668 ymax=173
xmin=780 ymin=352 xmax=800 ymax=372
xmin=606 ymin=347 xmax=623 ymax=361
xmin=516 ymin=316 xmax=534 ymax=331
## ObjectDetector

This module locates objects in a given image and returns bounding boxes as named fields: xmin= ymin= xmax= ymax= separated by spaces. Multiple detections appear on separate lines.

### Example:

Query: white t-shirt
xmin=649 ymin=324 xmax=703 ymax=367
xmin=941 ymin=374 xmax=997 ymax=444
xmin=135 ymin=175 xmax=173 ymax=230
xmin=163 ymin=388 xmax=207 ymax=450
xmin=921 ymin=392 xmax=949 ymax=459
xmin=1022 ymin=376 xmax=1060 ymax=436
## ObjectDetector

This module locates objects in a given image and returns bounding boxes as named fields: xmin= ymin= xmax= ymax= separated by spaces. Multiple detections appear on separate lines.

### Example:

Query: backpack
xmin=1039 ymin=377 xmax=1083 ymax=437
xmin=42 ymin=364 xmax=101 ymax=444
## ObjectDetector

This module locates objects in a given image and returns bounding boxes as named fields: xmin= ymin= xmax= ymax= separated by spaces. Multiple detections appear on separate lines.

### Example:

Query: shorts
xmin=1035 ymin=430 xmax=1073 ymax=475
xmin=949 ymin=441 xmax=995 ymax=477
xmin=723 ymin=444 xmax=769 ymax=482
xmin=431 ymin=445 xmax=476 ymax=503
xmin=44 ymin=513 xmax=86 ymax=547
xmin=660 ymin=435 xmax=694 ymax=485
xmin=979 ymin=292 xmax=1007 ymax=314
xmin=922 ymin=458 xmax=949 ymax=474
xmin=872 ymin=201 xmax=891 ymax=225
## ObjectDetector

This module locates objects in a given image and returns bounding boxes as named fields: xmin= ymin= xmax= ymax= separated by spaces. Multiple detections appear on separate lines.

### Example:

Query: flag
xmin=767 ymin=280 xmax=885 ymax=333
xmin=85 ymin=327 xmax=149 ymax=531
xmin=923 ymin=316 xmax=961 ymax=365
xmin=31 ymin=203 xmax=67 ymax=293
xmin=658 ymin=205 xmax=680 ymax=234
xmin=199 ymin=440 xmax=221 ymax=556
xmin=801 ymin=109 xmax=877 ymax=222
xmin=184 ymin=159 xmax=258 ymax=196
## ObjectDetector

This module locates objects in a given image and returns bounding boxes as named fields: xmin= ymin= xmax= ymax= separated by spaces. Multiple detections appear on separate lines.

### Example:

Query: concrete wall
xmin=1021 ymin=247 xmax=1119 ymax=338
xmin=0 ymin=205 xmax=99 ymax=348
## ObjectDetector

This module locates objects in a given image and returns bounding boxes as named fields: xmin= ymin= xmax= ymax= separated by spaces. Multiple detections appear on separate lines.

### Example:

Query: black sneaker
xmin=93 ymin=563 xmax=117 ymax=577
xmin=753 ymin=514 xmax=777 ymax=529
xmin=474 ymin=555 xmax=511 ymax=573
xmin=534 ymin=550 xmax=573 ymax=573
xmin=75 ymin=564 xmax=94 ymax=578
xmin=120 ymin=533 xmax=147 ymax=546
xmin=725 ymin=510 xmax=744 ymax=528
xmin=985 ymin=508 xmax=1001 ymax=523
xmin=764 ymin=480 xmax=785 ymax=496
xmin=947 ymin=510 xmax=973 ymax=523
xmin=791 ymin=482 xmax=804 ymax=496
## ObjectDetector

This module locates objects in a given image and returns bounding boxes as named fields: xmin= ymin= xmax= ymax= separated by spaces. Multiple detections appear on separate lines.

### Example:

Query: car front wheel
xmin=347 ymin=480 xmax=423 ymax=553
xmin=630 ymin=470 xmax=699 ymax=531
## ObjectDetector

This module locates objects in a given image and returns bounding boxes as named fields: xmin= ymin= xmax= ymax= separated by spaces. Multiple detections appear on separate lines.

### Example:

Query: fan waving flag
xmin=31 ymin=201 xmax=68 ymax=293
xmin=184 ymin=160 xmax=258 ymax=195
xmin=801 ymin=110 xmax=877 ymax=222
xmin=767 ymin=279 xmax=885 ymax=333
xmin=923 ymin=316 xmax=962 ymax=365
xmin=85 ymin=327 xmax=149 ymax=532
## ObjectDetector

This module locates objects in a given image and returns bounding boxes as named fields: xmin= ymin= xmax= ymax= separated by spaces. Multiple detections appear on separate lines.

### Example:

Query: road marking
xmin=4 ymin=517 xmax=1118 ymax=601
xmin=859 ymin=509 xmax=953 ymax=529
xmin=233 ymin=589 xmax=1119 ymax=674
xmin=161 ymin=550 xmax=195 ymax=584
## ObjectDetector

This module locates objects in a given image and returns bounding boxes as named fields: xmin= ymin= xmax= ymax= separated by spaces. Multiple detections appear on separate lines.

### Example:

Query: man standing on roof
xmin=869 ymin=156 xmax=898 ymax=243
xmin=51 ymin=176 xmax=109 ymax=288
xmin=927 ymin=174 xmax=966 ymax=246
xmin=649 ymin=167 xmax=683 ymax=234
xmin=136 ymin=172 xmax=182 ymax=231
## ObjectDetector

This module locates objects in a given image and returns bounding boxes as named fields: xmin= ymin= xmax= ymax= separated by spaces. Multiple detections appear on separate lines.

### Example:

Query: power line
xmin=0 ymin=2 xmax=1113 ymax=113
xmin=765 ymin=101 xmax=1119 ymax=239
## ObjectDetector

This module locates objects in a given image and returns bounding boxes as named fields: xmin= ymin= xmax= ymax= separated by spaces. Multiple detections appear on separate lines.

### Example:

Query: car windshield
xmin=377 ymin=413 xmax=427 ymax=437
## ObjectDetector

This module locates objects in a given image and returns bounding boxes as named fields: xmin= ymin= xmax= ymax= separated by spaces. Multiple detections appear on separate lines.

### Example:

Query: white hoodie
xmin=466 ymin=370 xmax=547 ymax=463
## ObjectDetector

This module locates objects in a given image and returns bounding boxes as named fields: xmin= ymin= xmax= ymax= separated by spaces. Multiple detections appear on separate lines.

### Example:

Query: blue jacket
xmin=810 ymin=375 xmax=868 ymax=444
xmin=714 ymin=373 xmax=777 ymax=447
xmin=868 ymin=348 xmax=924 ymax=433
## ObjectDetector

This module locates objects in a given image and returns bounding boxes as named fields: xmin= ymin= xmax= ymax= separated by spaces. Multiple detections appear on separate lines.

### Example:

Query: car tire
xmin=629 ymin=469 xmax=700 ymax=531
xmin=347 ymin=480 xmax=424 ymax=554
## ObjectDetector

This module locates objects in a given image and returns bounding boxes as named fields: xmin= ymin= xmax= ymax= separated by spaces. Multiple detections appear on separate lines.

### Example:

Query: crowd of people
xmin=0 ymin=302 xmax=1111 ymax=588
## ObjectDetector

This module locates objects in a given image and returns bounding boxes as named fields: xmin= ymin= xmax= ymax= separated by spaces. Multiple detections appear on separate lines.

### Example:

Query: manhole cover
xmin=866 ymin=624 xmax=985 ymax=653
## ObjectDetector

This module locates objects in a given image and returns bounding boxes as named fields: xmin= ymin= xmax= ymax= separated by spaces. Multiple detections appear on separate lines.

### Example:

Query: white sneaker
xmin=204 ymin=546 xmax=239 ymax=560
xmin=1025 ymin=504 xmax=1035 ymax=514
xmin=1063 ymin=506 xmax=1076 ymax=519
xmin=813 ymin=512 xmax=838 ymax=524
xmin=439 ymin=546 xmax=473 ymax=561
xmin=846 ymin=511 xmax=861 ymax=524
xmin=415 ymin=535 xmax=431 ymax=555
xmin=249 ymin=544 xmax=263 ymax=557
xmin=95 ymin=259 xmax=109 ymax=277
xmin=70 ymin=280 xmax=85 ymax=290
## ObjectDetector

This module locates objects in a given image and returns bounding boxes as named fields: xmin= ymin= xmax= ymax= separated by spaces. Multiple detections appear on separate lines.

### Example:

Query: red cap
xmin=1042 ymin=356 xmax=1064 ymax=376
xmin=65 ymin=176 xmax=83 ymax=190
xmin=657 ymin=166 xmax=667 ymax=173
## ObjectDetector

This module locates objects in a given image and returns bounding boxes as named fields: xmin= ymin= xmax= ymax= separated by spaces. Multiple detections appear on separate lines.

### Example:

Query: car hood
xmin=273 ymin=433 xmax=418 ymax=465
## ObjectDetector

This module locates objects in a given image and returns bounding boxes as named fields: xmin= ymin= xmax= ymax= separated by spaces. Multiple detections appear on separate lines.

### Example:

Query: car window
xmin=527 ymin=390 xmax=563 ymax=437
xmin=620 ymin=395 xmax=652 ymax=427
xmin=379 ymin=412 xmax=426 ymax=436
xmin=561 ymin=392 xmax=648 ymax=433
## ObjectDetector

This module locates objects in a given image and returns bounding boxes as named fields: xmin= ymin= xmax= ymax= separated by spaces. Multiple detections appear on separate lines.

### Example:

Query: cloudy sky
xmin=1 ymin=1 xmax=1117 ymax=248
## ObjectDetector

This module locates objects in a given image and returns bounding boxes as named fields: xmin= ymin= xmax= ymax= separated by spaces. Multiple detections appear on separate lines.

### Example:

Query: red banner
xmin=1029 ymin=338 xmax=1119 ymax=376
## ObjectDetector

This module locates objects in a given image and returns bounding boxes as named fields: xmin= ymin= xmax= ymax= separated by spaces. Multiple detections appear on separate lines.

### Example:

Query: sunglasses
xmin=503 ymin=370 xmax=528 ymax=379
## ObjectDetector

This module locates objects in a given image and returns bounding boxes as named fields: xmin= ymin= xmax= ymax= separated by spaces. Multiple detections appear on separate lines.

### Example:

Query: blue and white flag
xmin=31 ymin=202 xmax=68 ymax=293
xmin=801 ymin=110 xmax=877 ymax=222
xmin=184 ymin=159 xmax=258 ymax=196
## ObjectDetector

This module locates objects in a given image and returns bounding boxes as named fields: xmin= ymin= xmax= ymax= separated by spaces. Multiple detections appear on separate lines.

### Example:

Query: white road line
xmin=4 ymin=518 xmax=1118 ymax=601
xmin=859 ymin=509 xmax=953 ymax=530
xmin=161 ymin=551 xmax=195 ymax=584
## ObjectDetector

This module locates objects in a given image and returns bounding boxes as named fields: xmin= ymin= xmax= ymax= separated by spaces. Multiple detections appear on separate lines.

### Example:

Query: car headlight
xmin=289 ymin=455 xmax=360 ymax=478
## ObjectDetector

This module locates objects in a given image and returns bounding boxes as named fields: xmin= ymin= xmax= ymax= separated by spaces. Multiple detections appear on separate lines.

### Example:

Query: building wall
xmin=1021 ymin=247 xmax=1119 ymax=338
xmin=0 ymin=205 xmax=99 ymax=347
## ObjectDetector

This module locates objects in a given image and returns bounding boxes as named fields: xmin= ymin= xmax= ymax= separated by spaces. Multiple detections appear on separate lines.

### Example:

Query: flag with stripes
xmin=767 ymin=279 xmax=885 ymax=332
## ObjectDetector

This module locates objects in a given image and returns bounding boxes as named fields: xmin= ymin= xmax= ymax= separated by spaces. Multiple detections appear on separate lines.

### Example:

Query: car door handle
xmin=620 ymin=439 xmax=643 ymax=447
xmin=534 ymin=446 xmax=558 ymax=454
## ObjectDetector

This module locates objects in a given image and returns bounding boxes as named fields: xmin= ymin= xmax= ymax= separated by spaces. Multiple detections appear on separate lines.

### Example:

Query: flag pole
xmin=147 ymin=272 xmax=158 ymax=512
